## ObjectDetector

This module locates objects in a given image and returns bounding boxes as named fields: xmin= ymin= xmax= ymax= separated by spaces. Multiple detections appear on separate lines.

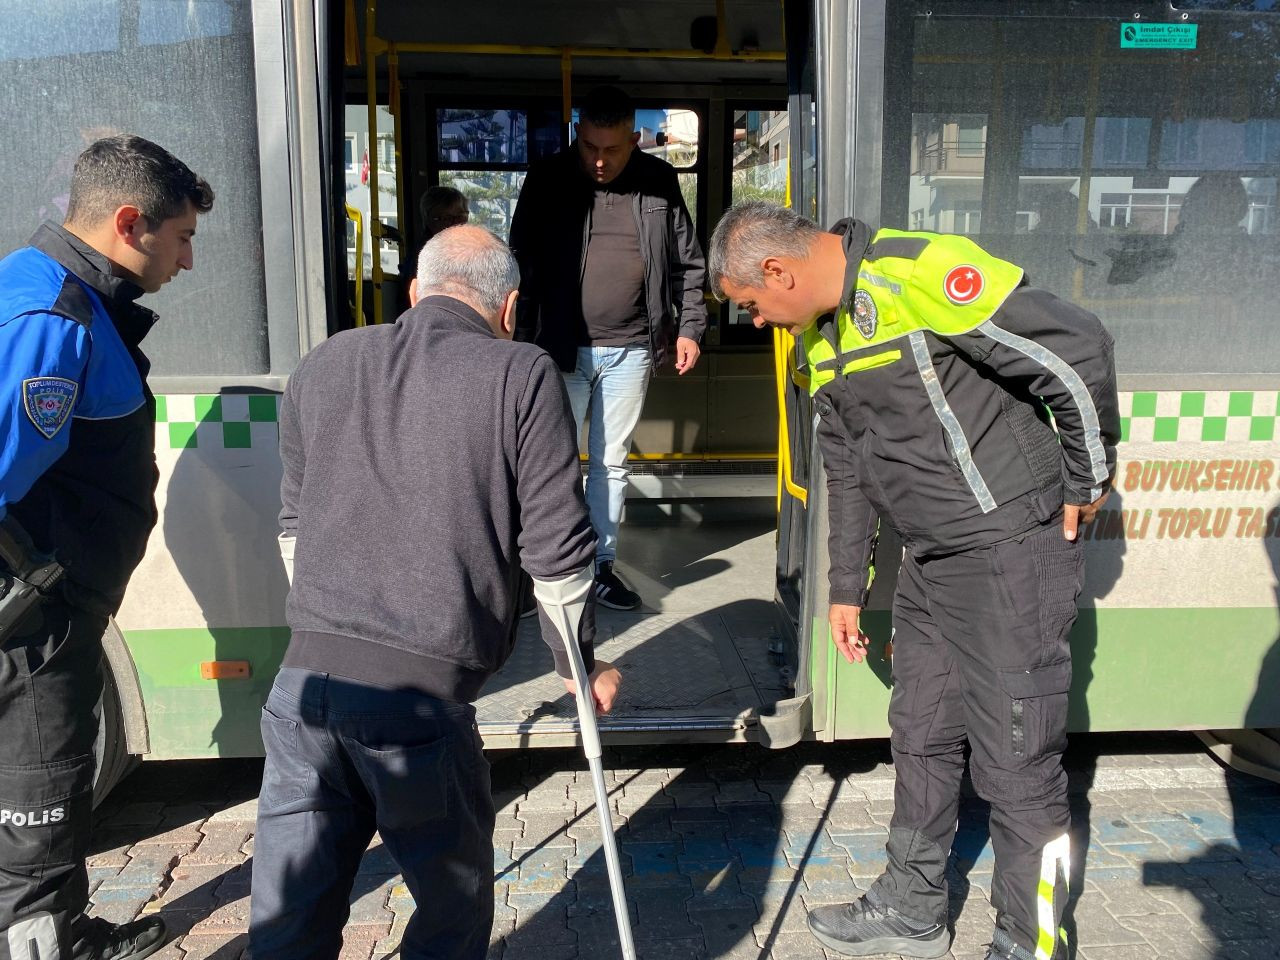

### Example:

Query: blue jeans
xmin=248 ymin=668 xmax=494 ymax=960
xmin=562 ymin=344 xmax=653 ymax=566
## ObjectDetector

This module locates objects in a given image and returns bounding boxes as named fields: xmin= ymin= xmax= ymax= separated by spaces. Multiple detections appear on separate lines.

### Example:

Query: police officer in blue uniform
xmin=0 ymin=135 xmax=213 ymax=960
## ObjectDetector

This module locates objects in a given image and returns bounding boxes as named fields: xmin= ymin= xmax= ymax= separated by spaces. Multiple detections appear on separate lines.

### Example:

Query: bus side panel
xmin=817 ymin=389 xmax=1280 ymax=740
xmin=115 ymin=394 xmax=290 ymax=759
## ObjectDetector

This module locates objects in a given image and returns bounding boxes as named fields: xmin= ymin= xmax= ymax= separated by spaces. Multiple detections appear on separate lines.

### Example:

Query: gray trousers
xmin=869 ymin=522 xmax=1082 ymax=959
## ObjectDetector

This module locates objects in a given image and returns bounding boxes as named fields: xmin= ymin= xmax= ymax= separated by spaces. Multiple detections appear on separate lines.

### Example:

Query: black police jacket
xmin=814 ymin=221 xmax=1121 ymax=607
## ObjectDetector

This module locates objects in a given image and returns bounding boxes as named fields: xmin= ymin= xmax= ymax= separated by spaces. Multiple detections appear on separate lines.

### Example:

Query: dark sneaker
xmin=594 ymin=562 xmax=640 ymax=610
xmin=71 ymin=916 xmax=167 ymax=960
xmin=985 ymin=928 xmax=1041 ymax=960
xmin=807 ymin=893 xmax=949 ymax=958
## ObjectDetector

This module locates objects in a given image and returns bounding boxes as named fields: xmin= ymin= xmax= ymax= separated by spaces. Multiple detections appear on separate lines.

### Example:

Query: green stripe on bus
xmin=123 ymin=626 xmax=291 ymax=759
xmin=815 ymin=607 xmax=1280 ymax=741
xmin=153 ymin=394 xmax=281 ymax=449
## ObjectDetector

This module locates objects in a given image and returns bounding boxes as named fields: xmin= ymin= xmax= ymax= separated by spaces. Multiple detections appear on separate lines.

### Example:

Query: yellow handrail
xmin=344 ymin=204 xmax=365 ymax=327
xmin=774 ymin=326 xmax=808 ymax=509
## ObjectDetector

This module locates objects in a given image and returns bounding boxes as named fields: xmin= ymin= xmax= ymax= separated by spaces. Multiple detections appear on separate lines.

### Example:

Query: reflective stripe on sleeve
xmin=908 ymin=331 xmax=997 ymax=514
xmin=977 ymin=320 xmax=1109 ymax=502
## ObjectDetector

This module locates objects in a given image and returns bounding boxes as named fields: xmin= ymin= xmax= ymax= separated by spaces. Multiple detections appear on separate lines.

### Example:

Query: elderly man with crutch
xmin=248 ymin=224 xmax=628 ymax=960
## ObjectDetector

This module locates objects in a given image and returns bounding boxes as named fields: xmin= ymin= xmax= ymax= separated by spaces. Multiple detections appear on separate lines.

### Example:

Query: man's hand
xmin=563 ymin=659 xmax=623 ymax=714
xmin=1063 ymin=489 xmax=1110 ymax=541
xmin=674 ymin=336 xmax=701 ymax=375
xmin=829 ymin=604 xmax=868 ymax=664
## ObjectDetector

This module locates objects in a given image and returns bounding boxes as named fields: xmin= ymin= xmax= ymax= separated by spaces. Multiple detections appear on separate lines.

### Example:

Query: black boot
xmin=807 ymin=890 xmax=949 ymax=958
xmin=71 ymin=916 xmax=167 ymax=960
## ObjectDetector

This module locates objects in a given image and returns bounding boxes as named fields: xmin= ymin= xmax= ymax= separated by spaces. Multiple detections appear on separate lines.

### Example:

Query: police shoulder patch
xmin=22 ymin=377 xmax=79 ymax=440
xmin=851 ymin=289 xmax=878 ymax=340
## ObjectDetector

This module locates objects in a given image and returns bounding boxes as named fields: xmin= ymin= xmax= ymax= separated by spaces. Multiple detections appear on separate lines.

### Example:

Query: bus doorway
xmin=337 ymin=0 xmax=812 ymax=746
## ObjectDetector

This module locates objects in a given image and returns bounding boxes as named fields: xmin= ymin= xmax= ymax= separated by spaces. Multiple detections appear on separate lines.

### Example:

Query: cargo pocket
xmin=998 ymin=659 xmax=1072 ymax=763
xmin=1032 ymin=537 xmax=1084 ymax=663
xmin=0 ymin=753 xmax=94 ymax=870
xmin=346 ymin=736 xmax=450 ymax=831
xmin=259 ymin=706 xmax=309 ymax=808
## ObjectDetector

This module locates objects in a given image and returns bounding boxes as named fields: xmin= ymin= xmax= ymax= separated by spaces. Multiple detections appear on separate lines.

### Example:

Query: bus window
xmin=637 ymin=107 xmax=700 ymax=229
xmin=731 ymin=108 xmax=789 ymax=208
xmin=885 ymin=9 xmax=1280 ymax=376
xmin=344 ymin=104 xmax=400 ymax=280
xmin=438 ymin=171 xmax=526 ymax=240
xmin=433 ymin=107 xmax=558 ymax=240
xmin=725 ymin=107 xmax=790 ymax=333
xmin=0 ymin=0 xmax=270 ymax=376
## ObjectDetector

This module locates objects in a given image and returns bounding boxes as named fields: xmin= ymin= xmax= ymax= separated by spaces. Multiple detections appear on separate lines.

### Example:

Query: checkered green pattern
xmin=153 ymin=390 xmax=1277 ymax=449
xmin=154 ymin=394 xmax=280 ymax=449
xmin=1120 ymin=391 xmax=1280 ymax=444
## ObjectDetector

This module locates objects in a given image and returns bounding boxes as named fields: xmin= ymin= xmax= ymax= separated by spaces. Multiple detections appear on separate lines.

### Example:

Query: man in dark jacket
xmin=710 ymin=202 xmax=1119 ymax=960
xmin=248 ymin=226 xmax=623 ymax=960
xmin=0 ymin=135 xmax=213 ymax=960
xmin=509 ymin=86 xmax=707 ymax=610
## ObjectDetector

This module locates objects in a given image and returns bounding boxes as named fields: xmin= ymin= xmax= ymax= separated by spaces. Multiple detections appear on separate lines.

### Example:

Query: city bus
xmin=2 ymin=0 xmax=1276 ymax=798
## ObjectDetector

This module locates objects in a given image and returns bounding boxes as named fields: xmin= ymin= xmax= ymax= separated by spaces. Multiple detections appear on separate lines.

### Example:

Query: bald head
xmin=414 ymin=224 xmax=520 ymax=327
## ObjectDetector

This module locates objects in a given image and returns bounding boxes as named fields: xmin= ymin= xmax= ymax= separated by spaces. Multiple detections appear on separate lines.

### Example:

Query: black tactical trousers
xmin=249 ymin=668 xmax=496 ymax=960
xmin=0 ymin=600 xmax=105 ymax=960
xmin=868 ymin=522 xmax=1082 ymax=960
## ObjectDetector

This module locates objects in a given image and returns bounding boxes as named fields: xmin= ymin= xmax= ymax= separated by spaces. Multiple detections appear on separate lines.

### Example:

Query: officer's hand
xmin=1063 ymin=489 xmax=1110 ymax=541
xmin=563 ymin=659 xmax=623 ymax=715
xmin=829 ymin=604 xmax=868 ymax=664
xmin=674 ymin=337 xmax=701 ymax=375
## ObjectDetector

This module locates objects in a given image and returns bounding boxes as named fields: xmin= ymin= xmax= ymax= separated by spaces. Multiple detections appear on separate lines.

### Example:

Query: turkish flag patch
xmin=943 ymin=264 xmax=985 ymax=306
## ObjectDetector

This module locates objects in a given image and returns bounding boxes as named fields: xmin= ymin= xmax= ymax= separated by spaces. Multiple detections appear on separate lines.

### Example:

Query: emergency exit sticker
xmin=1120 ymin=23 xmax=1198 ymax=50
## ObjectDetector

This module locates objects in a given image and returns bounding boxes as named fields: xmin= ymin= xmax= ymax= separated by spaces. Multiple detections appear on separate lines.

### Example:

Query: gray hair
xmin=416 ymin=225 xmax=520 ymax=316
xmin=707 ymin=201 xmax=824 ymax=299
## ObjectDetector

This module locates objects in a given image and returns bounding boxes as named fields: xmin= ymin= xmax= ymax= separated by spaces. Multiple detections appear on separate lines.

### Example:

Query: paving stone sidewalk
xmin=87 ymin=734 xmax=1280 ymax=960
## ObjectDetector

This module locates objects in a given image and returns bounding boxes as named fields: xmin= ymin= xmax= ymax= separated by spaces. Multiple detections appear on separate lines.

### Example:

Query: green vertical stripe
xmin=1179 ymin=392 xmax=1205 ymax=417
xmin=1131 ymin=392 xmax=1157 ymax=417
xmin=248 ymin=395 xmax=278 ymax=422
xmin=223 ymin=422 xmax=252 ymax=448
xmin=194 ymin=395 xmax=222 ymax=422
xmin=168 ymin=423 xmax=197 ymax=449
xmin=1152 ymin=417 xmax=1179 ymax=442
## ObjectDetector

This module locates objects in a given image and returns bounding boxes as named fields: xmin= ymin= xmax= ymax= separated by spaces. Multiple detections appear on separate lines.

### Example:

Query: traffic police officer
xmin=0 ymin=135 xmax=212 ymax=960
xmin=709 ymin=202 xmax=1119 ymax=960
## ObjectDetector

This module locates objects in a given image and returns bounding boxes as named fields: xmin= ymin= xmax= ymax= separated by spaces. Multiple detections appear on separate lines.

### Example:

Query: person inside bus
xmin=395 ymin=184 xmax=470 ymax=314
xmin=0 ymin=134 xmax=213 ymax=960
xmin=249 ymin=225 xmax=622 ymax=960
xmin=509 ymin=85 xmax=707 ymax=611
xmin=709 ymin=201 xmax=1119 ymax=960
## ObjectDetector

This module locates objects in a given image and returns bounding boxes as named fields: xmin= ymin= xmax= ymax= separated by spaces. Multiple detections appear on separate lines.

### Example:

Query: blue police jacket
xmin=0 ymin=223 xmax=159 ymax=616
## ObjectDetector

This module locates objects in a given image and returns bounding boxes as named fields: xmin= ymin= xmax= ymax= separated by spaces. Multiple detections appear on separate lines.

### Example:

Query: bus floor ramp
xmin=475 ymin=608 xmax=785 ymax=746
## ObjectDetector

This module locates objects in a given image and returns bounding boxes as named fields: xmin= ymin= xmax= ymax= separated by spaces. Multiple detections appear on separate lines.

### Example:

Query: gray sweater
xmin=278 ymin=296 xmax=597 ymax=702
